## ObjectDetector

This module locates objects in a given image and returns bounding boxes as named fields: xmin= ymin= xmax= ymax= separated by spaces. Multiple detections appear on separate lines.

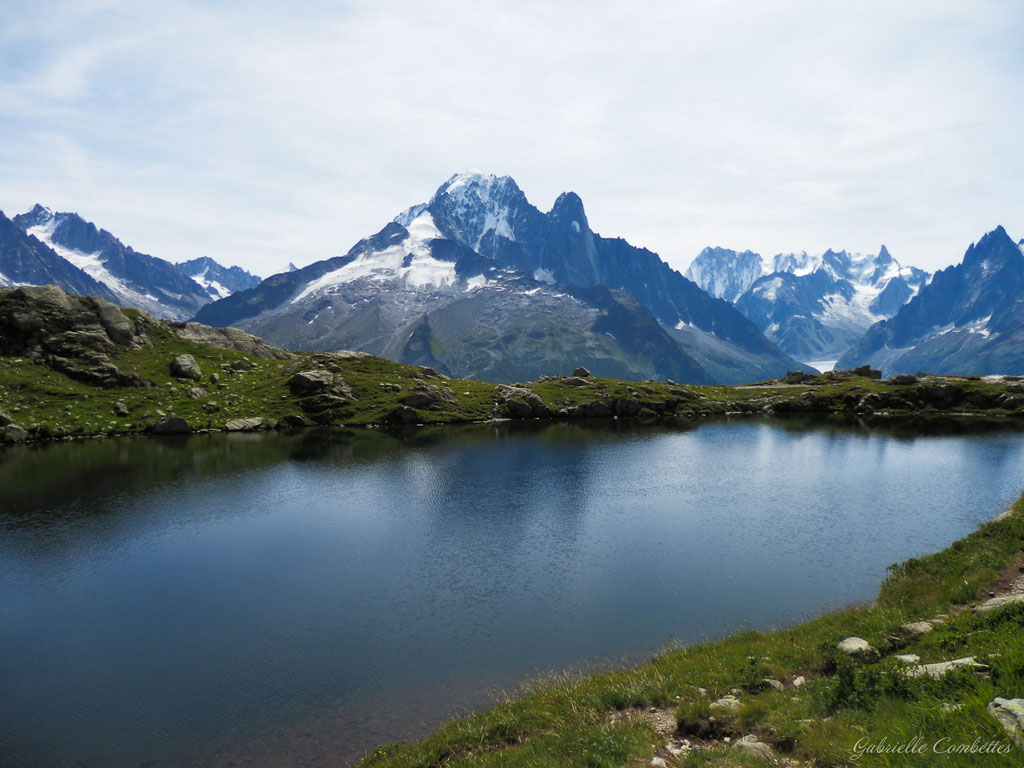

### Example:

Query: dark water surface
xmin=2 ymin=418 xmax=1024 ymax=767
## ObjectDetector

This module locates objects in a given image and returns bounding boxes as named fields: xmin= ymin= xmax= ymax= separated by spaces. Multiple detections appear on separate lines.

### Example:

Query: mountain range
xmin=837 ymin=226 xmax=1024 ymax=376
xmin=0 ymin=206 xmax=260 ymax=321
xmin=5 ymin=178 xmax=1022 ymax=382
xmin=194 ymin=171 xmax=807 ymax=384
xmin=686 ymin=244 xmax=930 ymax=365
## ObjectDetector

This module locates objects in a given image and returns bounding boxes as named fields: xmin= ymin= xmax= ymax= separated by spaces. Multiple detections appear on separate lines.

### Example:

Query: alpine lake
xmin=2 ymin=415 xmax=1024 ymax=767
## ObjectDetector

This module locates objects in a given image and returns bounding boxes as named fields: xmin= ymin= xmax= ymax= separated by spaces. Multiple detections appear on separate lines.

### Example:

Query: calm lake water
xmin=2 ymin=417 xmax=1024 ymax=767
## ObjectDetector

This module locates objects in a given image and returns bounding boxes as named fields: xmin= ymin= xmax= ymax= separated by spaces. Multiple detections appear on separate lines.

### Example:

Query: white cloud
xmin=1 ymin=0 xmax=1022 ymax=278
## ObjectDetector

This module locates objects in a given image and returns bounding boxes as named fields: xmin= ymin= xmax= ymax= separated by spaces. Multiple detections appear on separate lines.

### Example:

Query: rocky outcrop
xmin=496 ymin=385 xmax=552 ymax=418
xmin=0 ymin=286 xmax=151 ymax=388
xmin=0 ymin=285 xmax=295 ymax=390
xmin=171 ymin=322 xmax=293 ymax=360
xmin=287 ymin=369 xmax=353 ymax=422
xmin=400 ymin=383 xmax=457 ymax=410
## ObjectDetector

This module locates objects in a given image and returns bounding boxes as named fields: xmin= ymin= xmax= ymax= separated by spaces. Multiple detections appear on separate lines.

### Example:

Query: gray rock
xmin=975 ymin=594 xmax=1024 ymax=615
xmin=761 ymin=678 xmax=785 ymax=691
xmin=792 ymin=676 xmax=806 ymax=688
xmin=710 ymin=695 xmax=741 ymax=711
xmin=907 ymin=656 xmax=987 ymax=678
xmin=734 ymin=735 xmax=773 ymax=760
xmin=887 ymin=374 xmax=918 ymax=385
xmin=417 ymin=366 xmax=448 ymax=379
xmin=170 ymin=354 xmax=202 ymax=379
xmin=186 ymin=387 xmax=209 ymax=400
xmin=113 ymin=401 xmax=130 ymax=417
xmin=900 ymin=621 xmax=934 ymax=639
xmin=288 ymin=369 xmax=336 ymax=394
xmin=18 ymin=284 xmax=73 ymax=311
xmin=987 ymin=698 xmax=1024 ymax=746
xmin=172 ymin=322 xmax=293 ymax=360
xmin=562 ymin=376 xmax=590 ymax=387
xmin=837 ymin=637 xmax=878 ymax=660
xmin=386 ymin=405 xmax=420 ymax=424
xmin=151 ymin=417 xmax=191 ymax=434
xmin=894 ymin=654 xmax=921 ymax=665
xmin=224 ymin=417 xmax=263 ymax=432
xmin=572 ymin=366 xmax=591 ymax=377
xmin=4 ymin=424 xmax=28 ymax=442
xmin=400 ymin=383 xmax=457 ymax=410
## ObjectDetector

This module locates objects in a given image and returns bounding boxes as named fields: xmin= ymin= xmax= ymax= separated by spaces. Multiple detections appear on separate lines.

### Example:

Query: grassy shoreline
xmin=4 ymin=286 xmax=1024 ymax=445
xmin=354 ymin=495 xmax=1024 ymax=767
xmin=3 ymin=317 xmax=1024 ymax=446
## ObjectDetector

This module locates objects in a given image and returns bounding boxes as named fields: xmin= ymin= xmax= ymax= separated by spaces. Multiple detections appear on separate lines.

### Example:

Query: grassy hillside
xmin=2 ymin=287 xmax=1024 ymax=443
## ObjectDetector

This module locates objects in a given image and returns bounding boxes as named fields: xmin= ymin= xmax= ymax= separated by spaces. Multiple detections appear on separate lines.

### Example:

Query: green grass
xmin=352 ymin=494 xmax=1024 ymax=768
xmin=3 ymin=321 xmax=1023 ymax=442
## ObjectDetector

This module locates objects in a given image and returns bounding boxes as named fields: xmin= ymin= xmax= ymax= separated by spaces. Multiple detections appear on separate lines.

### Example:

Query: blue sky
xmin=1 ymin=0 xmax=1022 ymax=277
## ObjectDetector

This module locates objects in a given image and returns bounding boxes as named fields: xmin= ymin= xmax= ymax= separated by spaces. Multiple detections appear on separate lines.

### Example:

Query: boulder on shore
xmin=151 ymin=417 xmax=191 ymax=434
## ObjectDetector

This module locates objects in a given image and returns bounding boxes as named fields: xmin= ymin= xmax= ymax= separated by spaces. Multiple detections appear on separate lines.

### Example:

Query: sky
xmin=1 ymin=0 xmax=1023 ymax=278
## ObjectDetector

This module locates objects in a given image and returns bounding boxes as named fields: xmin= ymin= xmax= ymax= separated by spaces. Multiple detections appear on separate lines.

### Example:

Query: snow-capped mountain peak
xmin=427 ymin=170 xmax=526 ymax=251
xmin=771 ymin=251 xmax=820 ymax=276
xmin=11 ymin=205 xmax=212 ymax=320
xmin=685 ymin=247 xmax=765 ymax=303
xmin=687 ymin=242 xmax=934 ymax=364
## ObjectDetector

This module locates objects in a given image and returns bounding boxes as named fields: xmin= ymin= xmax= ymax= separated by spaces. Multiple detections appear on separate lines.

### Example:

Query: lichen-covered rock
xmin=987 ymin=698 xmax=1024 ymax=746
xmin=734 ymin=735 xmax=773 ymax=760
xmin=572 ymin=366 xmax=591 ymax=377
xmin=710 ymin=695 xmax=741 ymax=711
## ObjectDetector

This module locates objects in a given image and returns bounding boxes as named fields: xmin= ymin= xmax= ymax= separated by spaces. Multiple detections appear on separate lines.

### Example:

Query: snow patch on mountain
xmin=534 ymin=267 xmax=556 ymax=285
xmin=188 ymin=266 xmax=231 ymax=299
xmin=293 ymin=211 xmax=457 ymax=302
xmin=26 ymin=216 xmax=159 ymax=307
